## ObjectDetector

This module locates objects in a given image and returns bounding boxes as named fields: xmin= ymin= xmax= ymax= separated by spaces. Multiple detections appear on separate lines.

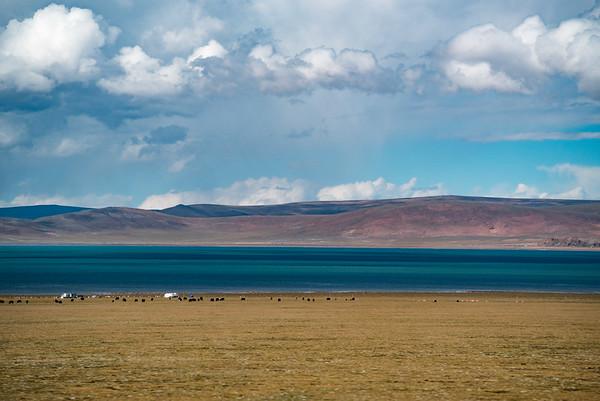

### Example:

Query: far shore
xmin=1 ymin=241 xmax=600 ymax=251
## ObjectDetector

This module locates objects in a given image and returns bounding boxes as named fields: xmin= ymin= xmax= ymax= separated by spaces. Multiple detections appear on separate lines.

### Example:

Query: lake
xmin=1 ymin=246 xmax=599 ymax=294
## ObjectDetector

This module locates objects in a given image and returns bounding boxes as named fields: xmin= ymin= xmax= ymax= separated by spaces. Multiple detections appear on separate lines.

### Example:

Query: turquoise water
xmin=0 ymin=246 xmax=599 ymax=294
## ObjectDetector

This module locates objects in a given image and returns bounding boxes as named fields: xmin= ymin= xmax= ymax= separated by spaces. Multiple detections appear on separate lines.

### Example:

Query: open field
xmin=1 ymin=293 xmax=599 ymax=400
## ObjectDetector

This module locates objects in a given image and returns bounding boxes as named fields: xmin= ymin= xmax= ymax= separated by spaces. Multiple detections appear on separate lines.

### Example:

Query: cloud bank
xmin=0 ymin=4 xmax=115 ymax=91
xmin=139 ymin=177 xmax=446 ymax=209
xmin=440 ymin=9 xmax=600 ymax=98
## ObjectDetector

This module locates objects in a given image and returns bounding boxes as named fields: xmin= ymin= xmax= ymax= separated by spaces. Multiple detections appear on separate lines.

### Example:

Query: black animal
xmin=134 ymin=299 xmax=138 ymax=302
xmin=115 ymin=296 xmax=120 ymax=300
xmin=210 ymin=298 xmax=215 ymax=302
xmin=122 ymin=298 xmax=127 ymax=302
xmin=0 ymin=300 xmax=4 ymax=303
xmin=150 ymin=298 xmax=154 ymax=301
xmin=434 ymin=299 xmax=437 ymax=303
xmin=199 ymin=296 xmax=203 ymax=301
xmin=25 ymin=300 xmax=29 ymax=304
xmin=351 ymin=297 xmax=355 ymax=301
xmin=142 ymin=299 xmax=146 ymax=302
xmin=277 ymin=298 xmax=281 ymax=302
xmin=326 ymin=297 xmax=331 ymax=301
xmin=240 ymin=297 xmax=246 ymax=301
xmin=112 ymin=300 xmax=115 ymax=303
xmin=70 ymin=299 xmax=74 ymax=302
xmin=79 ymin=296 xmax=84 ymax=301
xmin=9 ymin=300 xmax=14 ymax=304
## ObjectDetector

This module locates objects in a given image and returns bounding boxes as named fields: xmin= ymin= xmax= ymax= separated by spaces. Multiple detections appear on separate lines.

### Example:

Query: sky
xmin=0 ymin=0 xmax=599 ymax=209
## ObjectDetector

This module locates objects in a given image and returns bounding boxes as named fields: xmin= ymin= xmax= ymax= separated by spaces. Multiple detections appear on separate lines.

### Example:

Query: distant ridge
xmin=159 ymin=200 xmax=380 ymax=218
xmin=0 ymin=205 xmax=90 ymax=220
xmin=1 ymin=196 xmax=599 ymax=249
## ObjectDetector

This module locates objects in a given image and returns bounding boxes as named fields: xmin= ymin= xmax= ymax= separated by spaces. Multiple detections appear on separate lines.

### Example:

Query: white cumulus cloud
xmin=139 ymin=177 xmax=308 ymax=209
xmin=440 ymin=11 xmax=600 ymax=98
xmin=539 ymin=163 xmax=600 ymax=198
xmin=0 ymin=4 xmax=113 ymax=91
xmin=99 ymin=39 xmax=228 ymax=96
xmin=248 ymin=45 xmax=399 ymax=94
xmin=98 ymin=46 xmax=194 ymax=96
xmin=317 ymin=177 xmax=445 ymax=201
xmin=1 ymin=193 xmax=132 ymax=208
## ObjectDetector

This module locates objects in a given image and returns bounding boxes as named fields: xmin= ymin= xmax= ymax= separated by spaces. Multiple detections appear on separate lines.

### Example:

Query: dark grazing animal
xmin=142 ymin=299 xmax=145 ymax=302
xmin=277 ymin=298 xmax=281 ymax=302
xmin=9 ymin=300 xmax=14 ymax=304
xmin=240 ymin=297 xmax=246 ymax=301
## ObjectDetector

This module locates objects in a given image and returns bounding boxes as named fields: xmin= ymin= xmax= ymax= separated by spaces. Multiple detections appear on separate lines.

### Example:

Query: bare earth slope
xmin=1 ymin=196 xmax=600 ymax=248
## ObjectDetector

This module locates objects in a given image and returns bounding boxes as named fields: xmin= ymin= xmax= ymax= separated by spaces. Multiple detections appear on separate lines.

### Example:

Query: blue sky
xmin=0 ymin=0 xmax=599 ymax=208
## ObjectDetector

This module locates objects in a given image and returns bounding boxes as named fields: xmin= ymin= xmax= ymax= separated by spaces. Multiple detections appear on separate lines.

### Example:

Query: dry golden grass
xmin=1 ymin=293 xmax=599 ymax=400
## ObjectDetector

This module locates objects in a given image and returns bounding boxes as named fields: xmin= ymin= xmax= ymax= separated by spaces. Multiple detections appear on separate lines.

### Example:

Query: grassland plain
xmin=1 ymin=293 xmax=599 ymax=400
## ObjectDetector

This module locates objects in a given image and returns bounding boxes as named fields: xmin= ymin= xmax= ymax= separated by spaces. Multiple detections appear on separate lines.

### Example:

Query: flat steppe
xmin=1 ymin=293 xmax=599 ymax=400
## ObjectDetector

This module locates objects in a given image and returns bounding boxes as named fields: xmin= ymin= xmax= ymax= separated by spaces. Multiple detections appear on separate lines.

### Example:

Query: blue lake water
xmin=0 ymin=246 xmax=599 ymax=294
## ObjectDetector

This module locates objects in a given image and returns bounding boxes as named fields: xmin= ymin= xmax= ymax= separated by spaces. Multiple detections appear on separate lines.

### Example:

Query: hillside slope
xmin=1 ymin=196 xmax=599 ymax=248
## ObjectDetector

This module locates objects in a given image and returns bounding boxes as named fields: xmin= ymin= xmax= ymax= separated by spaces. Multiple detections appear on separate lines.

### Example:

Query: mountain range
xmin=1 ymin=196 xmax=599 ymax=249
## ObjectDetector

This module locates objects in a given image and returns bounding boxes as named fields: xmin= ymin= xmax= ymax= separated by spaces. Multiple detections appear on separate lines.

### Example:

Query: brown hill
xmin=1 ymin=196 xmax=599 ymax=249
